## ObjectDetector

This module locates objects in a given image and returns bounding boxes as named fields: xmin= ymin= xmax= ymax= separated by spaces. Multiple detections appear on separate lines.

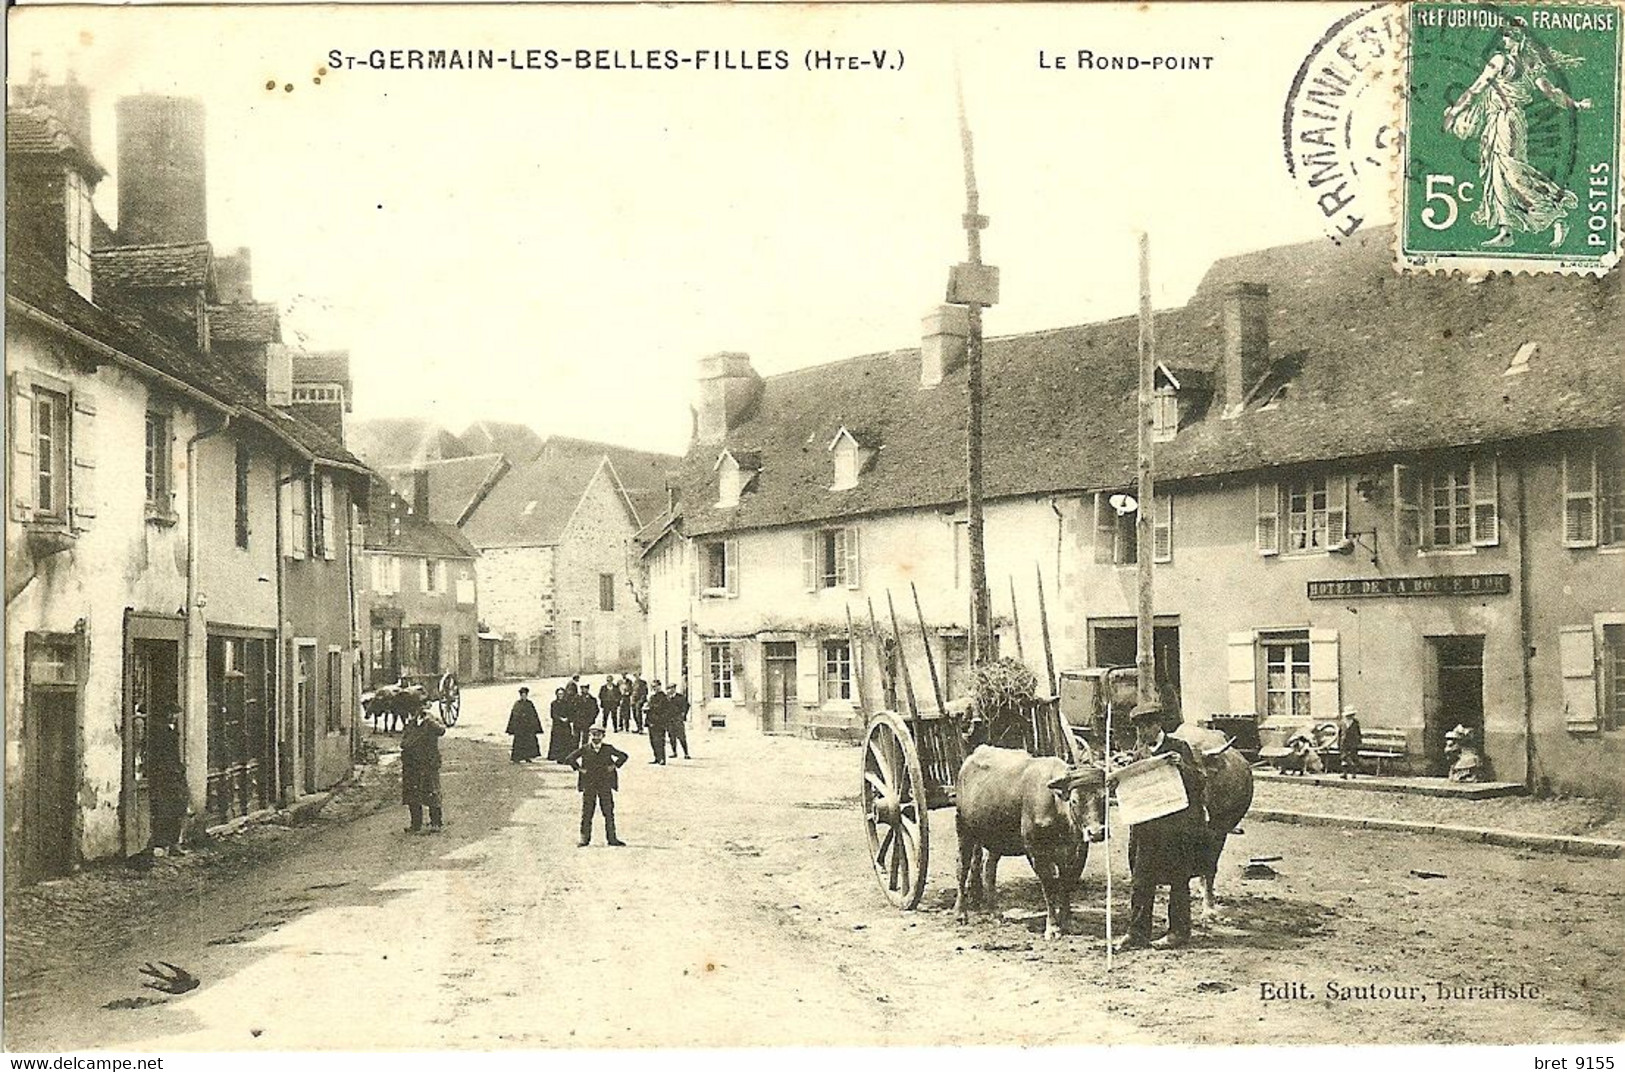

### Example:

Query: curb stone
xmin=1250 ymin=808 xmax=1625 ymax=858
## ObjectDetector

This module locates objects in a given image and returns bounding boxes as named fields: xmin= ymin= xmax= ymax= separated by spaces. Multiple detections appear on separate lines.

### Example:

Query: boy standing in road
xmin=566 ymin=726 xmax=628 ymax=846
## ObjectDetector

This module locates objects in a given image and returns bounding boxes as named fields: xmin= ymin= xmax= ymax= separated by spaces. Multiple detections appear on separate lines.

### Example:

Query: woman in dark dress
xmin=506 ymin=687 xmax=543 ymax=763
xmin=547 ymin=687 xmax=574 ymax=763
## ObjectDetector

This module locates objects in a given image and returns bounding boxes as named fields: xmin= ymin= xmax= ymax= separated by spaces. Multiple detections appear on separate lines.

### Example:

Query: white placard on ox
xmin=1113 ymin=754 xmax=1189 ymax=827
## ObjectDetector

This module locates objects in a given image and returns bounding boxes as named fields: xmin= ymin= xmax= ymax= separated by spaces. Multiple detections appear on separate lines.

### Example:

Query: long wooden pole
xmin=886 ymin=590 xmax=921 ymax=721
xmin=867 ymin=597 xmax=891 ymax=711
xmin=1135 ymin=231 xmax=1157 ymax=709
xmin=1035 ymin=562 xmax=1057 ymax=697
xmin=846 ymin=603 xmax=868 ymax=716
xmin=957 ymin=76 xmax=995 ymax=668
xmin=1008 ymin=575 xmax=1027 ymax=664
xmin=911 ymin=581 xmax=947 ymax=714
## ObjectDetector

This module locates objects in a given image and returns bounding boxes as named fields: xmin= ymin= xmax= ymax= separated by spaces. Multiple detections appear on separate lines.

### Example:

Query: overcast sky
xmin=11 ymin=3 xmax=1389 ymax=456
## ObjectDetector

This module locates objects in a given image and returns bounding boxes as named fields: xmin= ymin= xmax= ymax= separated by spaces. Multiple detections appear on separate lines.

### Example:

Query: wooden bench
xmin=1323 ymin=727 xmax=1410 ymax=776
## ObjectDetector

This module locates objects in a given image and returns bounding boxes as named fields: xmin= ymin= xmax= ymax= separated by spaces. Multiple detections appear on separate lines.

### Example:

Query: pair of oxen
xmin=953 ymin=724 xmax=1254 ymax=941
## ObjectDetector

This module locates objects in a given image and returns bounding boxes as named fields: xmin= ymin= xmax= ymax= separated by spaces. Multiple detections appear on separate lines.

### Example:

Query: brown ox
xmin=1170 ymin=724 xmax=1256 ymax=916
xmin=954 ymin=745 xmax=1108 ymax=940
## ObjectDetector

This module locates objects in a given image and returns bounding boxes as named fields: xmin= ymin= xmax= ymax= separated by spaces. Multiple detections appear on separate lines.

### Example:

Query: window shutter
xmin=1470 ymin=456 xmax=1499 ymax=547
xmin=70 ymin=392 xmax=96 ymax=523
xmin=290 ymin=479 xmax=308 ymax=560
xmin=797 ymin=641 xmax=820 ymax=709
xmin=321 ymin=476 xmax=337 ymax=559
xmin=1255 ymin=482 xmax=1280 ymax=556
xmin=389 ymin=557 xmax=401 ymax=595
xmin=1327 ymin=476 xmax=1348 ymax=546
xmin=10 ymin=378 xmax=35 ymax=520
xmin=1559 ymin=625 xmax=1599 ymax=732
xmin=1308 ymin=628 xmax=1340 ymax=721
xmin=725 ymin=538 xmax=740 ymax=598
xmin=1094 ymin=493 xmax=1115 ymax=564
xmin=690 ymin=541 xmax=701 ymax=595
xmin=1563 ymin=450 xmax=1598 ymax=548
xmin=1393 ymin=463 xmax=1421 ymax=552
xmin=1225 ymin=631 xmax=1256 ymax=714
xmin=1153 ymin=494 xmax=1172 ymax=563
xmin=280 ymin=481 xmax=294 ymax=559
xmin=845 ymin=526 xmax=862 ymax=588
xmin=802 ymin=532 xmax=818 ymax=591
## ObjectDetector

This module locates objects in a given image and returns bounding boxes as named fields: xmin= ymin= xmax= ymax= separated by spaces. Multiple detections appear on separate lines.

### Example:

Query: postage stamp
xmin=1400 ymin=1 xmax=1624 ymax=273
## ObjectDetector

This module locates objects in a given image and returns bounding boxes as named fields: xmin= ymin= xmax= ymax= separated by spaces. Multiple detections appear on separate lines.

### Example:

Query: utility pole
xmin=953 ymin=75 xmax=999 ymax=667
xmin=1135 ymin=232 xmax=1157 ymax=708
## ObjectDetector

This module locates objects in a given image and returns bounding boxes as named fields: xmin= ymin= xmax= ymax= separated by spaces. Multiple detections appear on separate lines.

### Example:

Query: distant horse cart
xmin=362 ymin=672 xmax=460 ymax=732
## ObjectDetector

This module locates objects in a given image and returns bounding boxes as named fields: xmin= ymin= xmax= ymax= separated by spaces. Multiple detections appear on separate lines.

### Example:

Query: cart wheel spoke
xmin=860 ymin=711 xmax=931 ymax=911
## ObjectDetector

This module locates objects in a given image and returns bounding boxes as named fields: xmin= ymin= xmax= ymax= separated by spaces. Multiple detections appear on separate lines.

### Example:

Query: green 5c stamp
xmin=1402 ymin=3 xmax=1622 ymax=273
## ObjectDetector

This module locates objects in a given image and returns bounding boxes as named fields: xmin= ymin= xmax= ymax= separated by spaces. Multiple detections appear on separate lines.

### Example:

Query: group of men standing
xmin=499 ymin=673 xmax=691 ymax=767
xmin=501 ymin=672 xmax=694 ymax=848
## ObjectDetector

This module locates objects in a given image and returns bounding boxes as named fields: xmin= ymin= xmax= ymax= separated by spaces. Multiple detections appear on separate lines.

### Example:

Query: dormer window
xmin=713 ymin=449 xmax=760 ymax=508
xmin=827 ymin=427 xmax=874 ymax=492
xmin=1151 ymin=365 xmax=1209 ymax=443
xmin=64 ymin=169 xmax=93 ymax=300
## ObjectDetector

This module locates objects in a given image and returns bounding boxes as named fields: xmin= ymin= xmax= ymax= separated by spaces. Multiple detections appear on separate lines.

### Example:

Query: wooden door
xmin=763 ymin=642 xmax=797 ymax=733
xmin=297 ymin=643 xmax=317 ymax=795
xmin=25 ymin=690 xmax=77 ymax=881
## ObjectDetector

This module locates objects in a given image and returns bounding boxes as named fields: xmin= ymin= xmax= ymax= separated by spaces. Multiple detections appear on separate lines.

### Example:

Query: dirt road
xmin=7 ymin=681 xmax=1622 ymax=1050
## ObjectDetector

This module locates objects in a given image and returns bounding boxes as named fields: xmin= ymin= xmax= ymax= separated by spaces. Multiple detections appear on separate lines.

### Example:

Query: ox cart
xmin=861 ymin=697 xmax=1083 ymax=909
xmin=363 ymin=671 xmax=461 ymax=732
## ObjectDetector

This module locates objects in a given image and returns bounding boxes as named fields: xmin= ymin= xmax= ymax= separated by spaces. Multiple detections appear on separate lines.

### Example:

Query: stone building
xmin=461 ymin=438 xmax=678 ymax=676
xmin=644 ymin=228 xmax=1625 ymax=798
xmin=357 ymin=478 xmax=482 ymax=689
xmin=6 ymin=82 xmax=369 ymax=882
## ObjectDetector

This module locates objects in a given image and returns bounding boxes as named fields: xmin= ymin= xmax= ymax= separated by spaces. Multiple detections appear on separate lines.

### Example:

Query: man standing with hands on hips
xmin=566 ymin=725 xmax=628 ymax=846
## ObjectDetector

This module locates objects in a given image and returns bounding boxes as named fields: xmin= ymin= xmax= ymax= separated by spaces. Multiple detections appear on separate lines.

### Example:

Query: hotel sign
xmin=1307 ymin=574 xmax=1511 ymax=600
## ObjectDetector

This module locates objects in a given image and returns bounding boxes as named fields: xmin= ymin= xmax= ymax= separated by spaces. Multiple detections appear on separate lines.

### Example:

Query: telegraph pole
xmin=954 ymin=76 xmax=999 ymax=667
xmin=1136 ymin=232 xmax=1157 ymax=707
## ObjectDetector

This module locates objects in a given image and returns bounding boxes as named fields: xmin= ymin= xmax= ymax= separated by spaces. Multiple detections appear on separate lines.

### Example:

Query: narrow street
xmin=7 ymin=681 xmax=1624 ymax=1051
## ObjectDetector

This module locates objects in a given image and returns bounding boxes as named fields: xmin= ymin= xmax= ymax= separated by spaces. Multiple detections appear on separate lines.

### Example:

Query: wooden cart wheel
xmin=439 ymin=677 xmax=461 ymax=727
xmin=861 ymin=711 xmax=929 ymax=910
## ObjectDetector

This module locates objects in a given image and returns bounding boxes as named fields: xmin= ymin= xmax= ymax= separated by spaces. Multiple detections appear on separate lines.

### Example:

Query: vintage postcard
xmin=4 ymin=0 xmax=1623 ymax=1058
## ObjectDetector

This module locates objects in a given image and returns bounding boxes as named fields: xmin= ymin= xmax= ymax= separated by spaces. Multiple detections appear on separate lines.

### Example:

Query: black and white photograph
xmin=4 ymin=0 xmax=1623 ymax=1057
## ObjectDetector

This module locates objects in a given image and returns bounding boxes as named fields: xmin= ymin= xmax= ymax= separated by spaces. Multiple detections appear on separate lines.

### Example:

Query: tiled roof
xmin=293 ymin=349 xmax=351 ymax=393
xmin=208 ymin=302 xmax=281 ymax=345
xmin=6 ymin=107 xmax=105 ymax=179
xmin=538 ymin=436 xmax=682 ymax=527
xmin=460 ymin=420 xmax=545 ymax=464
xmin=348 ymin=418 xmax=471 ymax=470
xmin=8 ymin=240 xmax=365 ymax=472
xmin=461 ymin=451 xmax=619 ymax=549
xmin=362 ymin=484 xmax=479 ymax=558
xmin=675 ymin=225 xmax=1624 ymax=538
xmin=93 ymin=243 xmax=215 ymax=292
xmin=387 ymin=453 xmax=509 ymax=527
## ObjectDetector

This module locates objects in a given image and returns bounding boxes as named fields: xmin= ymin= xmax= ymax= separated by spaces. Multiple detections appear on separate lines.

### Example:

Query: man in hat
xmin=645 ymin=680 xmax=668 ymax=764
xmin=1110 ymin=700 xmax=1206 ymax=951
xmin=1337 ymin=707 xmax=1363 ymax=779
xmin=565 ymin=725 xmax=629 ymax=846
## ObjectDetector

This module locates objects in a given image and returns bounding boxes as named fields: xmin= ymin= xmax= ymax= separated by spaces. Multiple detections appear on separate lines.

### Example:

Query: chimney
xmin=30 ymin=75 xmax=93 ymax=156
xmin=1221 ymin=282 xmax=1269 ymax=416
xmin=265 ymin=343 xmax=293 ymax=406
xmin=116 ymin=95 xmax=207 ymax=245
xmin=694 ymin=352 xmax=762 ymax=445
xmin=920 ymin=304 xmax=970 ymax=388
xmin=411 ymin=469 xmax=431 ymax=519
xmin=214 ymin=247 xmax=253 ymax=302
